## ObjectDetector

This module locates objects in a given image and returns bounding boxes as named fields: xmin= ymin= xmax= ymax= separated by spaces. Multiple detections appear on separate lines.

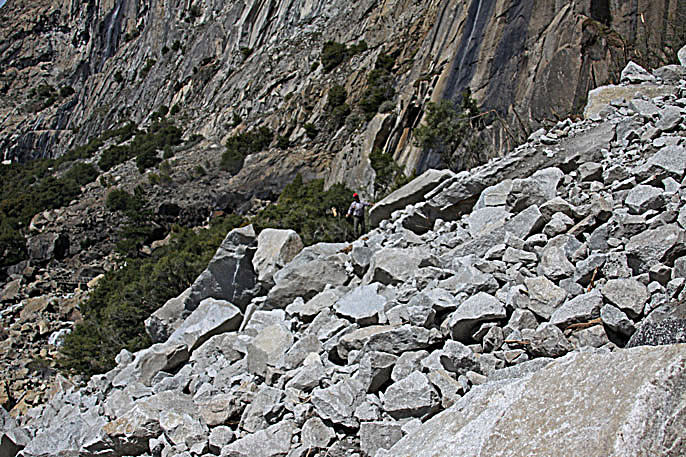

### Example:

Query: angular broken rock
xmin=443 ymin=292 xmax=506 ymax=342
xmin=523 ymin=276 xmax=567 ymax=320
xmin=268 ymin=243 xmax=349 ymax=307
xmin=440 ymin=340 xmax=479 ymax=375
xmin=114 ymin=342 xmax=190 ymax=387
xmin=239 ymin=386 xmax=285 ymax=433
xmin=311 ymin=377 xmax=366 ymax=428
xmin=359 ymin=421 xmax=403 ymax=457
xmin=223 ymin=420 xmax=297 ymax=457
xmin=624 ymin=185 xmax=664 ymax=214
xmin=377 ymin=345 xmax=686 ymax=457
xmin=600 ymin=304 xmax=636 ymax=338
xmin=333 ymin=283 xmax=388 ymax=325
xmin=601 ymin=278 xmax=649 ymax=319
xmin=337 ymin=324 xmax=439 ymax=359
xmin=362 ymin=247 xmax=426 ymax=286
xmin=301 ymin=416 xmax=335 ymax=449
xmin=252 ymin=228 xmax=304 ymax=286
xmin=369 ymin=169 xmax=454 ymax=227
xmin=549 ymin=290 xmax=603 ymax=328
xmin=627 ymin=319 xmax=686 ymax=348
xmin=383 ymin=371 xmax=439 ymax=419
xmin=246 ymin=324 xmax=294 ymax=376
xmin=168 ymin=297 xmax=242 ymax=351
xmin=524 ymin=323 xmax=573 ymax=358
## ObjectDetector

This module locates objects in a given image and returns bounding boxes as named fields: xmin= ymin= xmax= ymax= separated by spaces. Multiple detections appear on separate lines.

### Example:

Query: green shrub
xmin=304 ymin=123 xmax=318 ymax=139
xmin=369 ymin=148 xmax=411 ymax=199
xmin=170 ymin=104 xmax=180 ymax=115
xmin=59 ymin=215 xmax=244 ymax=376
xmin=140 ymin=59 xmax=157 ymax=79
xmin=413 ymin=89 xmax=484 ymax=172
xmin=220 ymin=127 xmax=273 ymax=174
xmin=320 ymin=40 xmax=367 ymax=73
xmin=253 ymin=175 xmax=353 ymax=246
xmin=171 ymin=40 xmax=182 ymax=52
xmin=161 ymin=45 xmax=170 ymax=55
xmin=240 ymin=47 xmax=253 ymax=60
xmin=59 ymin=86 xmax=75 ymax=97
xmin=277 ymin=135 xmax=291 ymax=150
xmin=105 ymin=189 xmax=142 ymax=213
xmin=359 ymin=53 xmax=396 ymax=119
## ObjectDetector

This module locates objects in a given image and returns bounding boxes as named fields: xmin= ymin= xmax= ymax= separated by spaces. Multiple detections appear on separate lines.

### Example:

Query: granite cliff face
xmin=1 ymin=0 xmax=683 ymax=193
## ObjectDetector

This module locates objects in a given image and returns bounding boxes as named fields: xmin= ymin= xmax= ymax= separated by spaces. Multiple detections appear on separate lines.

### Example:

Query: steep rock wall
xmin=0 ymin=0 xmax=682 ymax=195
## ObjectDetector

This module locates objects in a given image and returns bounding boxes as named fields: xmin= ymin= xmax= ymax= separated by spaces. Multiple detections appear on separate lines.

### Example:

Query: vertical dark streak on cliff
xmin=439 ymin=0 xmax=496 ymax=101
xmin=482 ymin=0 xmax=534 ymax=116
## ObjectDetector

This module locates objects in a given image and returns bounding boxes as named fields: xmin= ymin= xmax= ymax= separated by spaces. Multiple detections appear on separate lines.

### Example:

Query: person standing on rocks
xmin=346 ymin=192 xmax=373 ymax=238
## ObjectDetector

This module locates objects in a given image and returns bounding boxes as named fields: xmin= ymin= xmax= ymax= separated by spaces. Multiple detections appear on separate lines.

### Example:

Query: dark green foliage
xmin=170 ymin=104 xmax=180 ymax=115
xmin=277 ymin=135 xmax=291 ymax=150
xmin=369 ymin=148 xmax=411 ymax=199
xmin=189 ymin=5 xmax=202 ymax=19
xmin=240 ymin=47 xmax=253 ymax=60
xmin=153 ymin=105 xmax=169 ymax=119
xmin=0 ymin=152 xmax=102 ymax=268
xmin=359 ymin=53 xmax=396 ymax=119
xmin=59 ymin=86 xmax=75 ymax=97
xmin=140 ymin=59 xmax=157 ymax=79
xmin=304 ymin=123 xmax=318 ymax=139
xmin=321 ymin=41 xmax=348 ymax=72
xmin=220 ymin=127 xmax=273 ymax=174
xmin=413 ymin=89 xmax=485 ymax=172
xmin=98 ymin=120 xmax=182 ymax=173
xmin=64 ymin=162 xmax=98 ymax=186
xmin=326 ymin=85 xmax=350 ymax=128
xmin=320 ymin=40 xmax=367 ymax=73
xmin=253 ymin=175 xmax=353 ymax=246
xmin=161 ymin=45 xmax=170 ymax=55
xmin=113 ymin=71 xmax=124 ymax=83
xmin=171 ymin=40 xmax=182 ymax=52
xmin=105 ymin=189 xmax=142 ymax=213
xmin=59 ymin=215 xmax=245 ymax=376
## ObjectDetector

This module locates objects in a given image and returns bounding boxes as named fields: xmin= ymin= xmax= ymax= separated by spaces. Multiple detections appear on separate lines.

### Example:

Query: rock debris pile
xmin=3 ymin=59 xmax=686 ymax=457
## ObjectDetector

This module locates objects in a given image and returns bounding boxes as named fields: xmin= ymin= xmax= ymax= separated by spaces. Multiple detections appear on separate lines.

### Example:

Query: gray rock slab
xmin=362 ymin=247 xmax=426 ymax=286
xmin=642 ymin=145 xmax=686 ymax=179
xmin=301 ymin=417 xmax=335 ymax=449
xmin=524 ymin=323 xmax=573 ymax=358
xmin=286 ymin=288 xmax=344 ymax=322
xmin=601 ymin=278 xmax=649 ymax=319
xmin=222 ymin=420 xmax=296 ymax=457
xmin=357 ymin=351 xmax=397 ymax=392
xmin=443 ymin=292 xmax=507 ymax=342
xmin=679 ymin=45 xmax=686 ymax=65
xmin=114 ymin=342 xmax=190 ymax=387
xmin=655 ymin=106 xmax=683 ymax=132
xmin=146 ymin=226 xmax=259 ymax=342
xmin=337 ymin=325 xmax=439 ymax=359
xmin=334 ymin=283 xmax=388 ymax=325
xmin=169 ymin=298 xmax=242 ymax=351
xmin=383 ymin=371 xmax=439 ymax=419
xmin=537 ymin=245 xmax=575 ymax=280
xmin=268 ymin=243 xmax=350 ymax=307
xmin=377 ymin=345 xmax=686 ymax=457
xmin=550 ymin=290 xmax=603 ymax=328
xmin=252 ymin=228 xmax=303 ymax=285
xmin=600 ymin=304 xmax=636 ymax=337
xmin=407 ymin=288 xmax=459 ymax=313
xmin=621 ymin=61 xmax=656 ymax=83
xmin=369 ymin=169 xmax=454 ymax=227
xmin=391 ymin=351 xmax=429 ymax=382
xmin=466 ymin=206 xmax=510 ymax=237
xmin=523 ymin=276 xmax=567 ymax=320
xmin=440 ymin=340 xmax=479 ymax=375
xmin=359 ymin=421 xmax=403 ymax=457
xmin=246 ymin=324 xmax=294 ymax=376
xmin=624 ymin=184 xmax=664 ymax=214
xmin=311 ymin=377 xmax=366 ymax=428
xmin=239 ymin=386 xmax=284 ymax=433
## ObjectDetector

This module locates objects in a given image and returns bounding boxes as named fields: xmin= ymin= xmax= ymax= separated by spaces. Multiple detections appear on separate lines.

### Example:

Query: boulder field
xmin=2 ymin=59 xmax=686 ymax=457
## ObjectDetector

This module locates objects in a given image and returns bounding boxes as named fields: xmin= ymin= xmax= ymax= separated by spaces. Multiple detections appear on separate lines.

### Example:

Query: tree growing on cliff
xmin=414 ymin=89 xmax=485 ymax=172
